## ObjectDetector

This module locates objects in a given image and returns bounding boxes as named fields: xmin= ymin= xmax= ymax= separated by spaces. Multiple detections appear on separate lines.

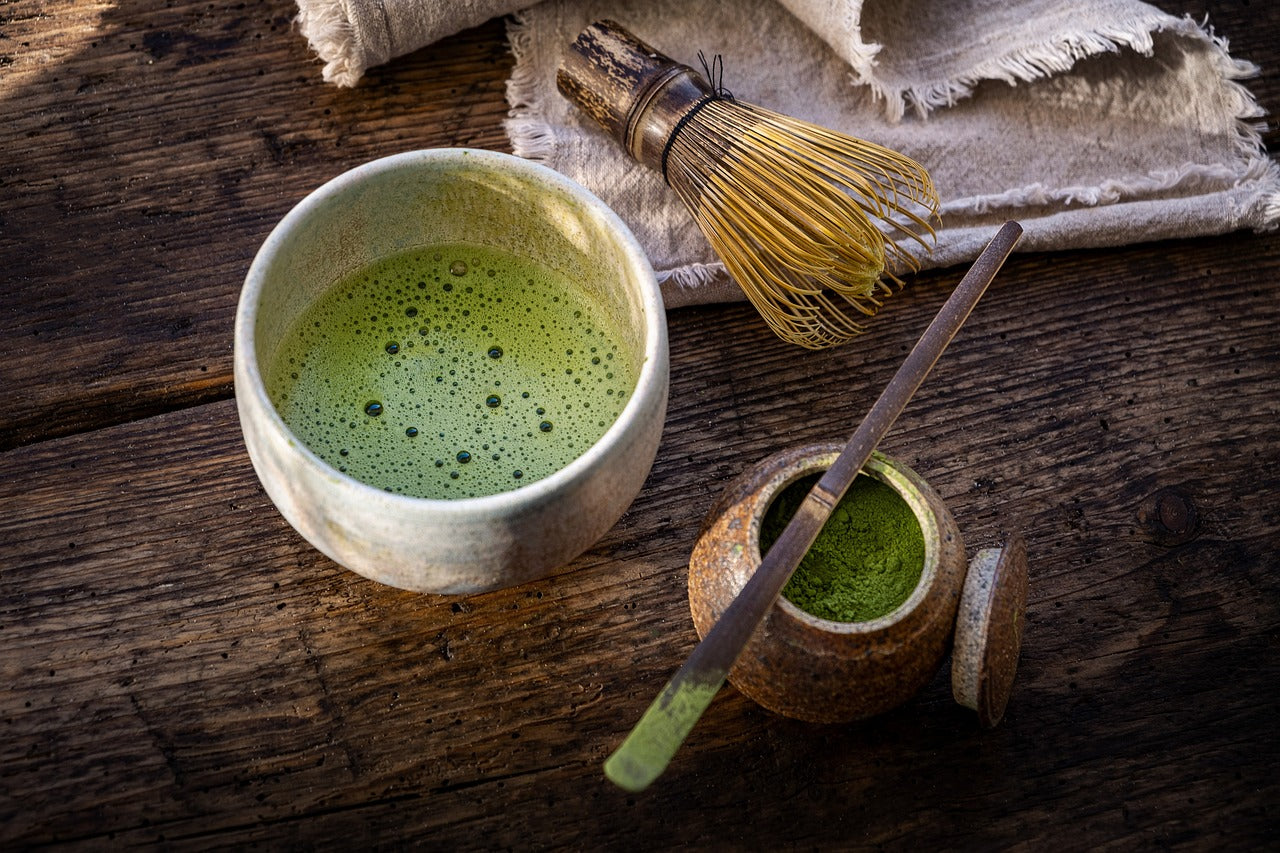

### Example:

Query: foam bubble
xmin=266 ymin=243 xmax=637 ymax=499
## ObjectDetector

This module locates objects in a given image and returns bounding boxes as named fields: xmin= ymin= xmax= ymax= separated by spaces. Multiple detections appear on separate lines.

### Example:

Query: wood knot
xmin=1137 ymin=486 xmax=1199 ymax=546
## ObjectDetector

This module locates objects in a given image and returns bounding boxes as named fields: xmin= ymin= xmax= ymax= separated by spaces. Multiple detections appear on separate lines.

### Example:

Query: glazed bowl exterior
xmin=688 ymin=443 xmax=965 ymax=723
xmin=235 ymin=149 xmax=668 ymax=594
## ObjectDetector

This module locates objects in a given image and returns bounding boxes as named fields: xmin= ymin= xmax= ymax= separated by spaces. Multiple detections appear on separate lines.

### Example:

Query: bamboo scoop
xmin=604 ymin=221 xmax=1024 ymax=793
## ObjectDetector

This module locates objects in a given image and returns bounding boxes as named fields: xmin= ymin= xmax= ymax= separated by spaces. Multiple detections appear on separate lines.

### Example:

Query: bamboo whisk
xmin=557 ymin=20 xmax=940 ymax=349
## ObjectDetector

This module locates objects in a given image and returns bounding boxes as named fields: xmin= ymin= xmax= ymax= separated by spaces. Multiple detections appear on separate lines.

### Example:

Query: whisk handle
xmin=558 ymin=20 xmax=712 ymax=171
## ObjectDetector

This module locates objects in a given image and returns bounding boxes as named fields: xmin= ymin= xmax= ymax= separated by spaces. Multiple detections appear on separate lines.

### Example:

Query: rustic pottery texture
xmin=952 ymin=534 xmax=1030 ymax=728
xmin=688 ymin=443 xmax=967 ymax=723
xmin=234 ymin=149 xmax=668 ymax=594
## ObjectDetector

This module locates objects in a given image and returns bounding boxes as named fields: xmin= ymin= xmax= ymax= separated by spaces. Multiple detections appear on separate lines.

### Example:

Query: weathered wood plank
xmin=3 ymin=0 xmax=1279 ymax=846
xmin=2 ymin=0 xmax=1278 ymax=451
xmin=0 ymin=0 xmax=514 ymax=451
xmin=2 ymin=230 xmax=1278 ymax=846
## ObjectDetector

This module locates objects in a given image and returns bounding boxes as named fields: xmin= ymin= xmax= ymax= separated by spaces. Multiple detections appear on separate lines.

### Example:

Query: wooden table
xmin=4 ymin=1 xmax=1277 ymax=847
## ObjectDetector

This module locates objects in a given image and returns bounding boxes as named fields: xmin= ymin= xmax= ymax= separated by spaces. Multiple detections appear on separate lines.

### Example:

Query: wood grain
xmin=4 ymin=232 xmax=1278 ymax=846
xmin=0 ymin=0 xmax=513 ymax=451
xmin=2 ymin=0 xmax=1275 ymax=451
xmin=2 ymin=0 xmax=1279 ymax=847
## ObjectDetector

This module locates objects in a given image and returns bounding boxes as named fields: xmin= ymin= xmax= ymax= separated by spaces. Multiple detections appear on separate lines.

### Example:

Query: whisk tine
xmin=557 ymin=20 xmax=941 ymax=349
xmin=708 ymin=167 xmax=880 ymax=273
xmin=754 ymin=116 xmax=937 ymax=249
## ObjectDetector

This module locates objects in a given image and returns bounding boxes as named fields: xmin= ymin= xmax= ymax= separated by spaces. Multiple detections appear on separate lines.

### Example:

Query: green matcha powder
xmin=761 ymin=473 xmax=926 ymax=622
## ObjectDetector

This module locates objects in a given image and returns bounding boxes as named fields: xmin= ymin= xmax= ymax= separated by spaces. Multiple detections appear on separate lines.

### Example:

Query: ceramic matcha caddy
xmin=235 ymin=149 xmax=669 ymax=594
xmin=689 ymin=443 xmax=1028 ymax=725
xmin=602 ymin=222 xmax=1024 ymax=793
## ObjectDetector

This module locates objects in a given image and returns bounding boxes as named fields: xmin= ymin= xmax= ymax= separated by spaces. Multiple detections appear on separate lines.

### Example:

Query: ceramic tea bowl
xmin=688 ymin=443 xmax=967 ymax=723
xmin=235 ymin=149 xmax=668 ymax=594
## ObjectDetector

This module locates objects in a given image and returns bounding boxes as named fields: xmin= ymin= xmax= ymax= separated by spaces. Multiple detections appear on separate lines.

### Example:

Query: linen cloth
xmin=296 ymin=0 xmax=1280 ymax=307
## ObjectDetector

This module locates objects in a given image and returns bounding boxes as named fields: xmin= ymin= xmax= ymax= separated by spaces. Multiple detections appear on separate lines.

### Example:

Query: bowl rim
xmin=234 ymin=147 xmax=668 ymax=517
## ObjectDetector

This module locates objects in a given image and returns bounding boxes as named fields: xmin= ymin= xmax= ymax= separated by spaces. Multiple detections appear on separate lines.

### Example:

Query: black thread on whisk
xmin=697 ymin=51 xmax=733 ymax=100
xmin=659 ymin=52 xmax=735 ymax=185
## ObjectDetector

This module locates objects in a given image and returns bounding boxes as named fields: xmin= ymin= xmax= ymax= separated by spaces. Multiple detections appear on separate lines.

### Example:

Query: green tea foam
xmin=266 ymin=243 xmax=638 ymax=499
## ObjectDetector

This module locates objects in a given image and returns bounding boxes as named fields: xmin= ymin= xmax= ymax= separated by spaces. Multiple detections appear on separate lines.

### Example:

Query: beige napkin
xmin=296 ymin=0 xmax=521 ymax=86
xmin=297 ymin=0 xmax=1280 ymax=307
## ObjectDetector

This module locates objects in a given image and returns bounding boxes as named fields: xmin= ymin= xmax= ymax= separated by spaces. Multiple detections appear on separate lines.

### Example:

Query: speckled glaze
xmin=952 ymin=533 xmax=1028 ymax=728
xmin=688 ymin=443 xmax=966 ymax=723
xmin=235 ymin=149 xmax=668 ymax=594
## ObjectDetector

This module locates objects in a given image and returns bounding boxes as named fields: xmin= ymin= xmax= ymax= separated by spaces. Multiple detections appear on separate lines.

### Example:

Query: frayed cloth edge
xmin=657 ymin=262 xmax=745 ymax=307
xmin=867 ymin=10 xmax=1198 ymax=122
xmin=295 ymin=0 xmax=364 ymax=87
xmin=937 ymin=13 xmax=1280 ymax=235
xmin=504 ymin=12 xmax=557 ymax=163
xmin=944 ymin=156 xmax=1280 ymax=227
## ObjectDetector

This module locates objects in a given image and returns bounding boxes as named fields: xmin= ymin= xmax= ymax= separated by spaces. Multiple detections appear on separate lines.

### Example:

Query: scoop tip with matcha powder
xmin=600 ymin=221 xmax=1022 ymax=793
xmin=603 ymin=676 xmax=724 ymax=792
xmin=603 ymin=477 xmax=922 ymax=793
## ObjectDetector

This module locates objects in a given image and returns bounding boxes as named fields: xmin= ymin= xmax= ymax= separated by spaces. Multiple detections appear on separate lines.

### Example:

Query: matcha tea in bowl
xmin=234 ymin=149 xmax=668 ymax=594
